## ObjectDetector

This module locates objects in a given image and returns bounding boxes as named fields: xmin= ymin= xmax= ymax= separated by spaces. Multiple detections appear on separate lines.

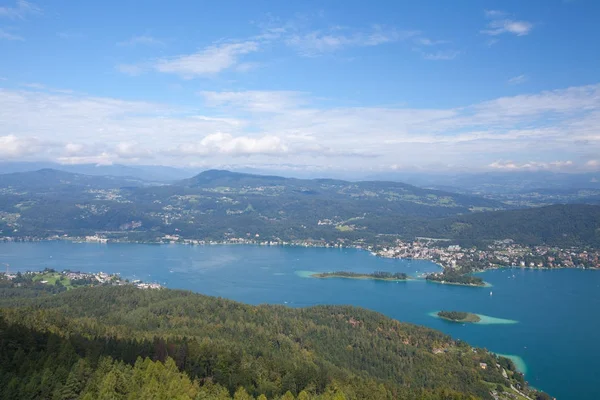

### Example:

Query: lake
xmin=1 ymin=241 xmax=598 ymax=400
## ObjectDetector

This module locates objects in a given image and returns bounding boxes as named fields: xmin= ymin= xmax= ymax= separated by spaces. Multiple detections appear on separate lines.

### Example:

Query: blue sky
xmin=1 ymin=0 xmax=599 ymax=173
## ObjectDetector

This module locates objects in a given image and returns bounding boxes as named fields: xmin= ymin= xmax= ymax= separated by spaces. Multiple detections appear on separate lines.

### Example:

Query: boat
xmin=490 ymin=291 xmax=493 ymax=296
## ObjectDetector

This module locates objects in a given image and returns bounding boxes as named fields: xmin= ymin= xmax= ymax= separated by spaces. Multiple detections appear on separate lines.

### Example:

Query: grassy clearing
xmin=32 ymin=273 xmax=73 ymax=289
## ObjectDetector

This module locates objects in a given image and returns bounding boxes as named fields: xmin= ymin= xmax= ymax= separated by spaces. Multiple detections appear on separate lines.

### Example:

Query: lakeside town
xmin=1 ymin=268 xmax=163 ymax=290
xmin=372 ymin=239 xmax=600 ymax=272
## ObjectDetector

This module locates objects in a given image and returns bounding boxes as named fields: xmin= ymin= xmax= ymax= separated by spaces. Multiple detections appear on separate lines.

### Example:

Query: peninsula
xmin=437 ymin=311 xmax=481 ymax=323
xmin=311 ymin=271 xmax=408 ymax=281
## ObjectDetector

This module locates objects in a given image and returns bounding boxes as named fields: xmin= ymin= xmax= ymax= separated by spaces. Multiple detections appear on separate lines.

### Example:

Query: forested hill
xmin=0 ymin=168 xmax=507 ymax=242
xmin=1 ymin=168 xmax=599 ymax=249
xmin=179 ymin=169 xmax=504 ymax=211
xmin=401 ymin=204 xmax=600 ymax=247
xmin=0 ymin=285 xmax=545 ymax=400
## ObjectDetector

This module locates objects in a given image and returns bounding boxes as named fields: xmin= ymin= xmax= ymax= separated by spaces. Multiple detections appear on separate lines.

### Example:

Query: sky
xmin=1 ymin=0 xmax=599 ymax=174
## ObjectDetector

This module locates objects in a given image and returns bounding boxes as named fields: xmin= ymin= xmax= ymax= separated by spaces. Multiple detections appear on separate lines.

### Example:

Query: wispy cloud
xmin=412 ymin=35 xmax=457 ymax=60
xmin=0 ymin=0 xmax=40 ymax=19
xmin=116 ymin=17 xmax=427 ymax=78
xmin=0 ymin=28 xmax=23 ymax=41
xmin=414 ymin=37 xmax=449 ymax=46
xmin=117 ymin=35 xmax=164 ymax=47
xmin=116 ymin=64 xmax=146 ymax=77
xmin=200 ymin=90 xmax=308 ymax=113
xmin=422 ymin=50 xmax=461 ymax=61
xmin=482 ymin=10 xmax=533 ymax=36
xmin=484 ymin=10 xmax=506 ymax=18
xmin=508 ymin=75 xmax=528 ymax=85
xmin=153 ymin=41 xmax=259 ymax=78
xmin=286 ymin=26 xmax=417 ymax=56
xmin=488 ymin=160 xmax=574 ymax=171
xmin=20 ymin=82 xmax=46 ymax=89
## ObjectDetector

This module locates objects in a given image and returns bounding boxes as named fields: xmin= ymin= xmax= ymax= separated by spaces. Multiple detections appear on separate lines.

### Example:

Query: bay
xmin=1 ymin=241 xmax=598 ymax=400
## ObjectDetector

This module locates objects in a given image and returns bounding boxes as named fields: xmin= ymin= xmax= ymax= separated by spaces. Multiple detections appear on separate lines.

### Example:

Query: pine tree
xmin=234 ymin=386 xmax=255 ymax=400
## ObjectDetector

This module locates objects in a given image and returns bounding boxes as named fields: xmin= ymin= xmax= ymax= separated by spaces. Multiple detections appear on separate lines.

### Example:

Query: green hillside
xmin=423 ymin=204 xmax=600 ymax=247
xmin=0 ymin=284 xmax=544 ymax=399
xmin=0 ymin=169 xmax=506 ymax=242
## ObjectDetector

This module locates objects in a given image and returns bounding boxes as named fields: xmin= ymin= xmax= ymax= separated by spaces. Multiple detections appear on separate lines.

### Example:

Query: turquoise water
xmin=1 ymin=242 xmax=598 ymax=400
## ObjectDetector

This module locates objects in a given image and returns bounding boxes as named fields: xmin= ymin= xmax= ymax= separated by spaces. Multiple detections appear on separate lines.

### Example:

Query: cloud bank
xmin=0 ymin=82 xmax=599 ymax=171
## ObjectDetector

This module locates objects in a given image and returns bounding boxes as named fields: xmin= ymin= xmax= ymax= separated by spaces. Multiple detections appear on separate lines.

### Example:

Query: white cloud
xmin=21 ymin=82 xmax=45 ymax=89
xmin=64 ymin=143 xmax=85 ymax=156
xmin=412 ymin=35 xmax=457 ymax=60
xmin=482 ymin=11 xmax=533 ymax=36
xmin=483 ymin=20 xmax=533 ymax=36
xmin=0 ymin=135 xmax=42 ymax=158
xmin=472 ymin=84 xmax=600 ymax=120
xmin=508 ymin=75 xmax=528 ymax=85
xmin=154 ymin=41 xmax=259 ymax=78
xmin=235 ymin=62 xmax=260 ymax=72
xmin=57 ymin=153 xmax=114 ymax=166
xmin=170 ymin=132 xmax=288 ymax=157
xmin=114 ymin=142 xmax=154 ymax=160
xmin=414 ymin=37 xmax=449 ymax=46
xmin=0 ymin=28 xmax=24 ymax=41
xmin=0 ymin=0 xmax=40 ymax=19
xmin=585 ymin=160 xmax=600 ymax=168
xmin=201 ymin=91 xmax=307 ymax=113
xmin=286 ymin=27 xmax=417 ymax=56
xmin=422 ymin=50 xmax=460 ymax=61
xmin=488 ymin=160 xmax=574 ymax=171
xmin=484 ymin=10 xmax=507 ymax=18
xmin=2 ymin=83 xmax=600 ymax=170
xmin=117 ymin=35 xmax=164 ymax=47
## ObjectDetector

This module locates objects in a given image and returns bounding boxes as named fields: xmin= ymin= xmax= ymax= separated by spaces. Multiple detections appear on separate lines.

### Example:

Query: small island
xmin=437 ymin=311 xmax=481 ymax=323
xmin=425 ymin=270 xmax=486 ymax=287
xmin=311 ymin=271 xmax=408 ymax=281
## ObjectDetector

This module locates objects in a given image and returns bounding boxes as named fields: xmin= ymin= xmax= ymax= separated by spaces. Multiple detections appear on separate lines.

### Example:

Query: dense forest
xmin=312 ymin=271 xmax=408 ymax=280
xmin=425 ymin=271 xmax=485 ymax=287
xmin=416 ymin=204 xmax=600 ymax=247
xmin=0 ymin=282 xmax=548 ymax=400
xmin=361 ymin=204 xmax=600 ymax=248
xmin=437 ymin=312 xmax=480 ymax=323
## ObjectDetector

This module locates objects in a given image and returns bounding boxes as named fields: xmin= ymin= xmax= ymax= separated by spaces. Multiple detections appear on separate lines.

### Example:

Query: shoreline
xmin=2 ymin=238 xmax=597 ymax=275
xmin=472 ymin=265 xmax=600 ymax=273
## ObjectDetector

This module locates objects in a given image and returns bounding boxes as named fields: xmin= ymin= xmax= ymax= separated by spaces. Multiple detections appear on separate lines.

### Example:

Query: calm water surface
xmin=1 ymin=242 xmax=598 ymax=400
